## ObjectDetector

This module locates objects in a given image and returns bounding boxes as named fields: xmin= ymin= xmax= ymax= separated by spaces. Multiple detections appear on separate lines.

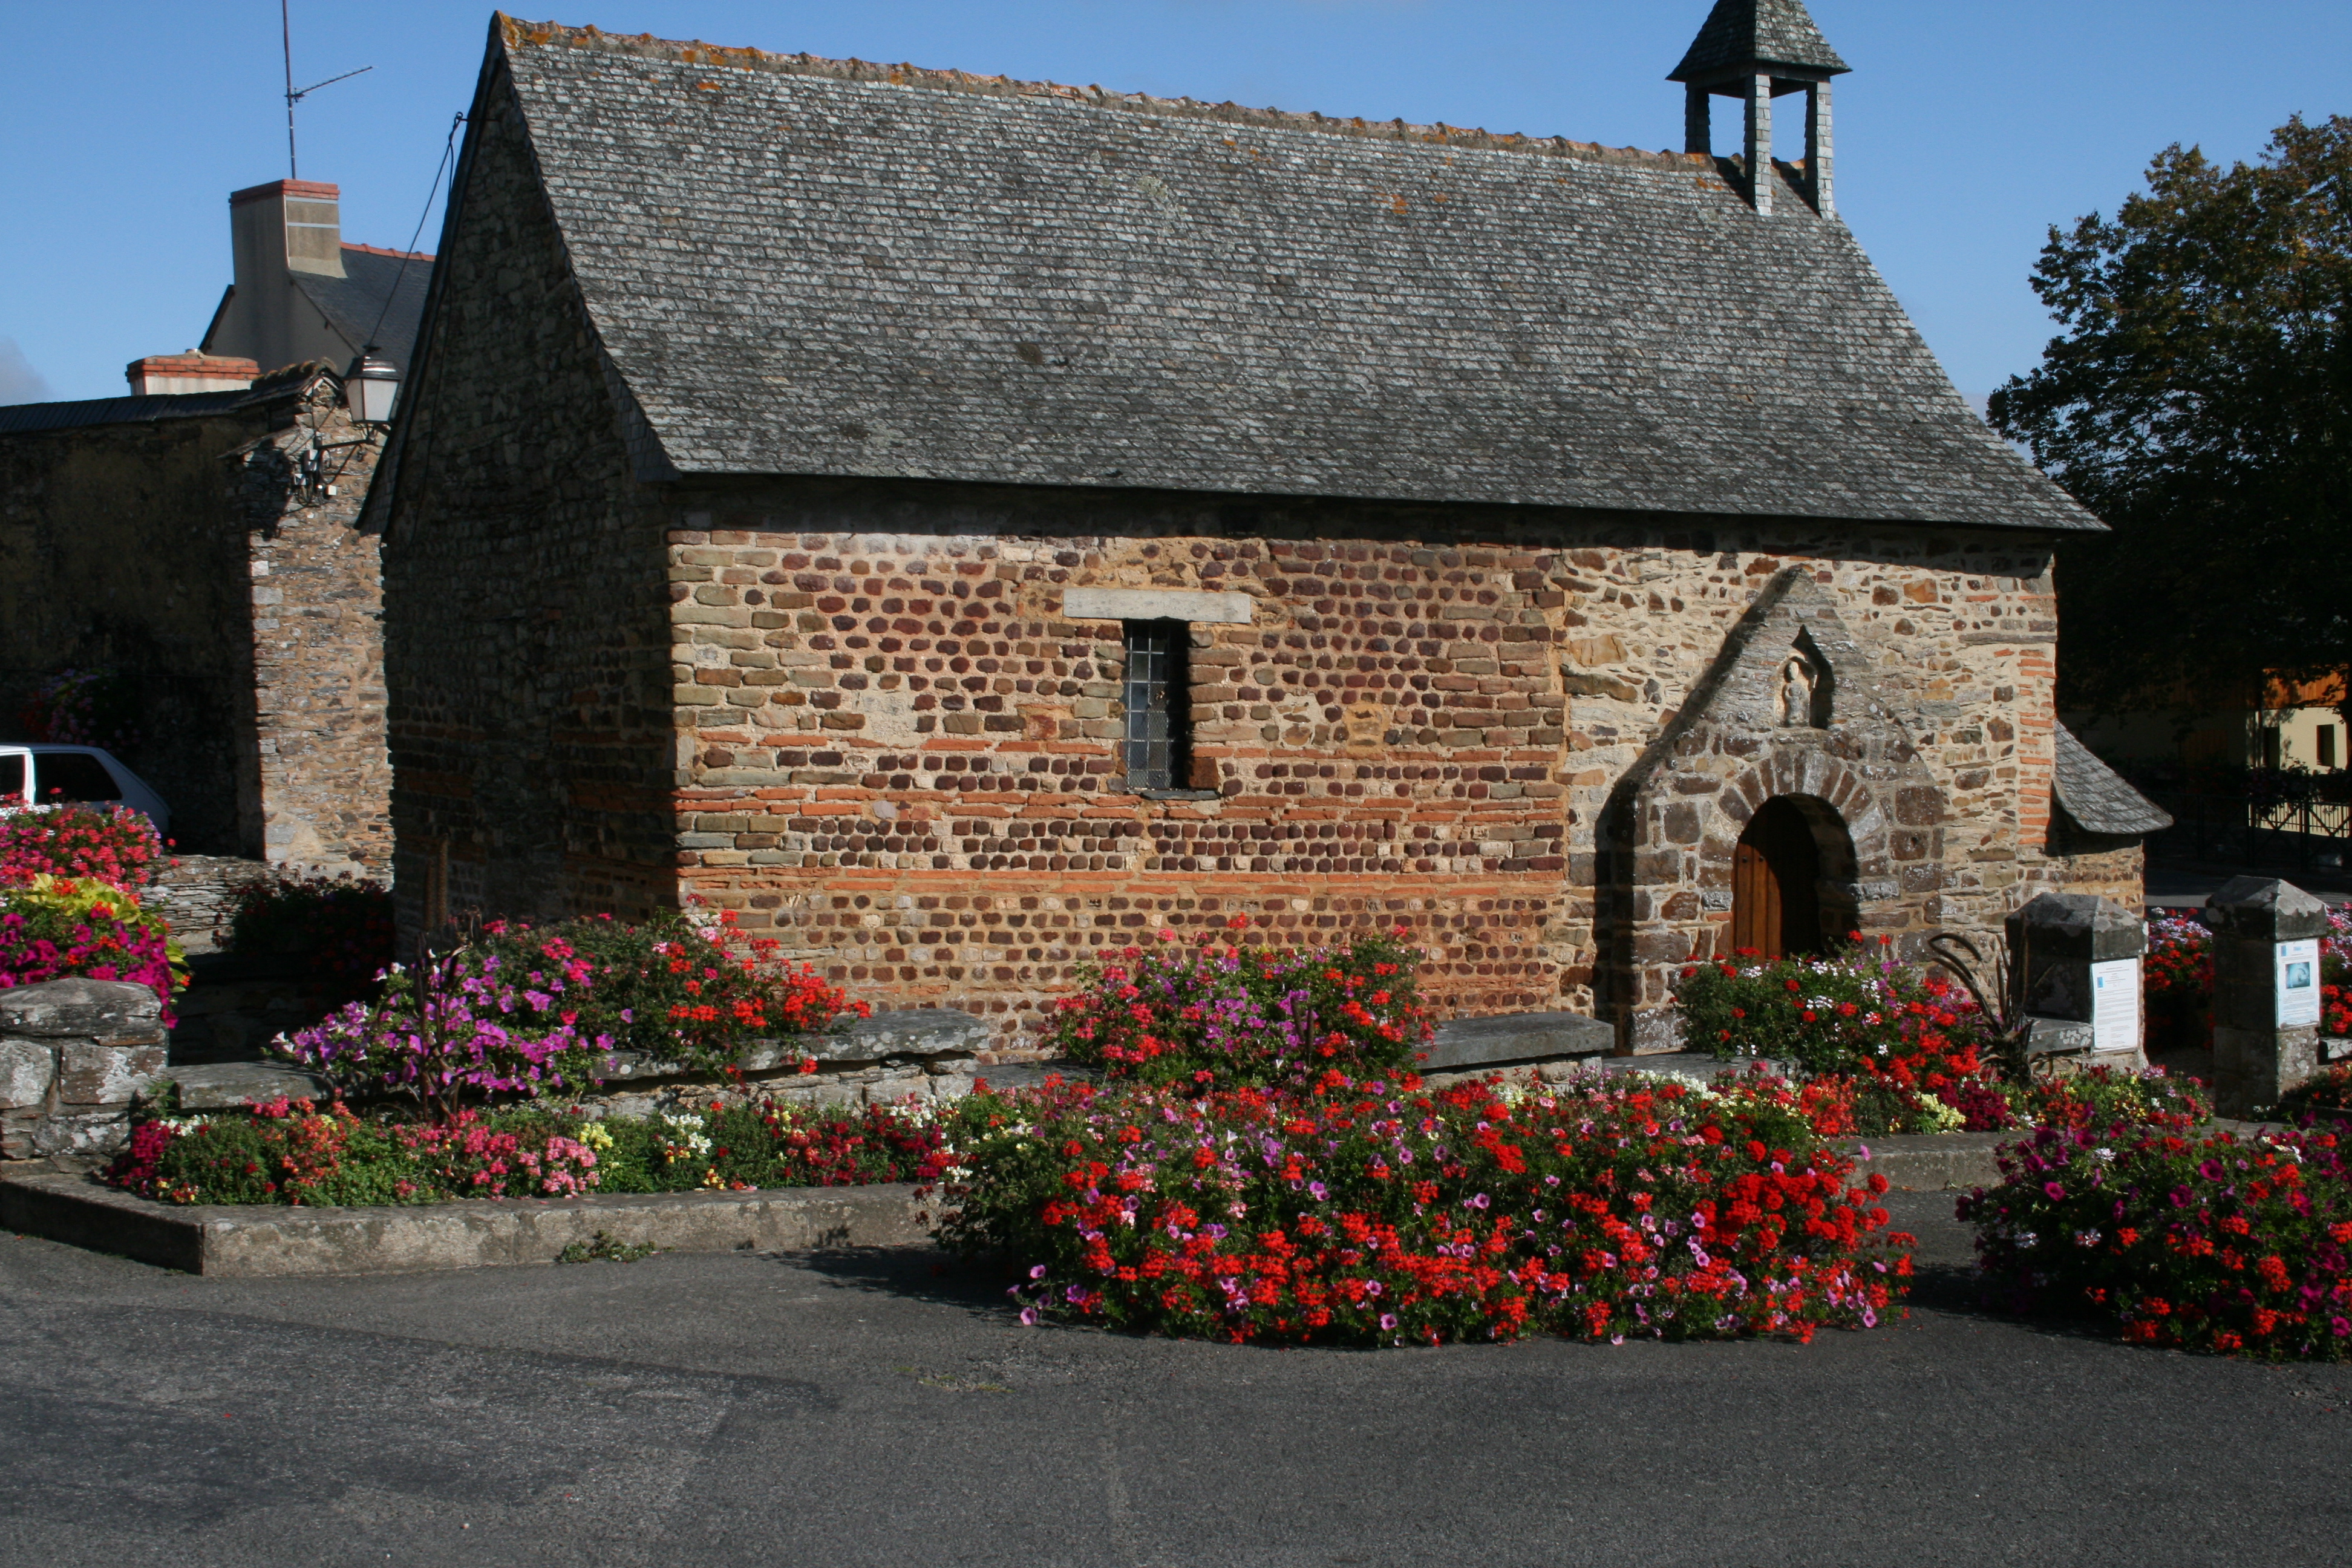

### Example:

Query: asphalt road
xmin=3 ymin=1192 xmax=2348 ymax=1568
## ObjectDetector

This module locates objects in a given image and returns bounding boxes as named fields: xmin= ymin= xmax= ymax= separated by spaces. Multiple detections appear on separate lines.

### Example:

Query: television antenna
xmin=281 ymin=0 xmax=371 ymax=180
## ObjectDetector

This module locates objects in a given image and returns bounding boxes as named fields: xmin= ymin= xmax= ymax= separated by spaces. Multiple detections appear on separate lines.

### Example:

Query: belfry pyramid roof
xmin=1670 ymin=0 xmax=1851 ymax=83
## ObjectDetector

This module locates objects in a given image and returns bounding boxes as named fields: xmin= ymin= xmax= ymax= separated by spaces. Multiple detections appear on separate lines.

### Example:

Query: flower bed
xmin=1675 ymin=938 xmax=1996 ymax=1088
xmin=106 ymin=1093 xmax=963 ymax=1206
xmin=275 ymin=909 xmax=864 ymax=1114
xmin=1960 ymin=1116 xmax=2352 ymax=1358
xmin=1048 ymin=921 xmax=1429 ymax=1088
xmin=938 ymin=1069 xmax=1912 ymax=1347
xmin=0 ymin=803 xmax=165 ymax=887
xmin=0 ymin=874 xmax=186 ymax=1021
xmin=2140 ymin=907 xmax=2352 ymax=1048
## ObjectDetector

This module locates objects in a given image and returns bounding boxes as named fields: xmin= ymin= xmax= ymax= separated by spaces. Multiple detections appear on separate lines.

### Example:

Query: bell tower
xmin=1669 ymin=0 xmax=1849 ymax=217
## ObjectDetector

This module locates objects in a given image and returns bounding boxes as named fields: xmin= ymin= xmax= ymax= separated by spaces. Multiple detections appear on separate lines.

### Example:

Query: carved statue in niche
xmin=1775 ymin=643 xmax=1824 ymax=728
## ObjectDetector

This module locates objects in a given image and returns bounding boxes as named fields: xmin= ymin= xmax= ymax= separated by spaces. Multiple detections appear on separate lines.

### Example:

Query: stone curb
xmin=0 ymin=1169 xmax=934 ymax=1277
xmin=1838 ymin=1133 xmax=2004 ymax=1192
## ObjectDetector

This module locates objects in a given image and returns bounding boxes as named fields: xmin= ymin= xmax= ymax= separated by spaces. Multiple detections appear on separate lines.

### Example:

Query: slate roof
xmin=1670 ymin=0 xmax=1850 ymax=83
xmin=0 ymin=364 xmax=333 ymax=438
xmin=475 ymin=19 xmax=2092 ymax=531
xmin=295 ymin=246 xmax=434 ymax=373
xmin=2053 ymin=724 xmax=2174 ymax=837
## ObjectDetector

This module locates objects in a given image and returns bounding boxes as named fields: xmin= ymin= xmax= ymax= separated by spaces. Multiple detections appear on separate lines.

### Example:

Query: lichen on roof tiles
xmin=483 ymin=16 xmax=2095 ymax=531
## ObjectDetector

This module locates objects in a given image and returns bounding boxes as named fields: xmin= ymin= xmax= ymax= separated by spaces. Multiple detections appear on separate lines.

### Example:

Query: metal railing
xmin=2147 ymin=794 xmax=2351 ymax=871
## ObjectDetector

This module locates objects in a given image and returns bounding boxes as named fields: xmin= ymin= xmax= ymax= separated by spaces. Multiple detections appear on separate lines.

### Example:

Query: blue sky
xmin=2 ymin=1 xmax=2345 ymax=405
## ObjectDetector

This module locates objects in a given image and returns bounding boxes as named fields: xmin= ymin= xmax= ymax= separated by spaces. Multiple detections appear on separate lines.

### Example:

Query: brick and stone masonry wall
xmin=647 ymin=488 xmax=2131 ymax=1045
xmin=227 ymin=384 xmax=392 ymax=874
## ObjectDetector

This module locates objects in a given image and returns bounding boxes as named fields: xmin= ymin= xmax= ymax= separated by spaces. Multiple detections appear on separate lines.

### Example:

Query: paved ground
xmin=4 ymin=1193 xmax=2348 ymax=1568
xmin=2146 ymin=861 xmax=2352 ymax=907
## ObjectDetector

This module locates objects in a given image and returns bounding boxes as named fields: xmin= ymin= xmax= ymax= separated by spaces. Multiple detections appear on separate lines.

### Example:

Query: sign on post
xmin=2278 ymin=938 xmax=2321 ymax=1028
xmin=2091 ymin=959 xmax=2141 ymax=1054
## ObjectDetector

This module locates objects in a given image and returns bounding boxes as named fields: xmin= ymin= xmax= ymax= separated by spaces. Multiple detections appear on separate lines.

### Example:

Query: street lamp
xmin=343 ymin=347 xmax=400 ymax=425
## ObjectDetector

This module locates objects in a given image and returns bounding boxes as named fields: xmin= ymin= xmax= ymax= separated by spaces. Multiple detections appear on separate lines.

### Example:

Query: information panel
xmin=2090 ymin=959 xmax=2140 ymax=1054
xmin=2277 ymin=938 xmax=2322 ymax=1028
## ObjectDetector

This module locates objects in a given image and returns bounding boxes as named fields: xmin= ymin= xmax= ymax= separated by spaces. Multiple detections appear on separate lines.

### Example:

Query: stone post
xmin=0 ymin=978 xmax=168 ymax=1159
xmin=1744 ymin=73 xmax=1774 ymax=215
xmin=2204 ymin=876 xmax=2327 ymax=1119
xmin=2005 ymin=892 xmax=2148 ymax=1067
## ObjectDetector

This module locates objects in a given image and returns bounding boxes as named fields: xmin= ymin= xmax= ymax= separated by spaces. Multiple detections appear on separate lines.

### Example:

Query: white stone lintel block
xmin=1061 ymin=588 xmax=1254 ymax=624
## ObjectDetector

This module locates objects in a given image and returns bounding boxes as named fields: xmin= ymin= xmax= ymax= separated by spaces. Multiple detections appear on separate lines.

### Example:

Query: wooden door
xmin=1730 ymin=799 xmax=1821 ymax=958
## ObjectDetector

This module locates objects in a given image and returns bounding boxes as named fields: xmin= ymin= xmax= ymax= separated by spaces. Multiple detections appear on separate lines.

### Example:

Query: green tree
xmin=1990 ymin=114 xmax=2352 ymax=734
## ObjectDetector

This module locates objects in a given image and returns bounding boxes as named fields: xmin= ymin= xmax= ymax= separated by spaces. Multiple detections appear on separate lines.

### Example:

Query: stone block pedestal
xmin=0 ymin=978 xmax=169 ymax=1159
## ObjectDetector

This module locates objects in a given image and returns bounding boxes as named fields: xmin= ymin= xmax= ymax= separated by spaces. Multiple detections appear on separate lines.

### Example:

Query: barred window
xmin=1122 ymin=620 xmax=1189 ymax=791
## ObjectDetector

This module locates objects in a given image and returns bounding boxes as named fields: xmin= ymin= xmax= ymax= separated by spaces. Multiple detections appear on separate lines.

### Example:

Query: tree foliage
xmin=1990 ymin=115 xmax=2352 ymax=717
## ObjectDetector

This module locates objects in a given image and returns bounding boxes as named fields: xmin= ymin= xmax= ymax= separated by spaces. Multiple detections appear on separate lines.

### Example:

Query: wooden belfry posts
xmin=2203 ymin=877 xmax=2328 ymax=1120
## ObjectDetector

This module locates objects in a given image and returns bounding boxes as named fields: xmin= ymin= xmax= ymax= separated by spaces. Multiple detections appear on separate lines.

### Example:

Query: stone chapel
xmin=365 ymin=2 xmax=2171 ymax=1050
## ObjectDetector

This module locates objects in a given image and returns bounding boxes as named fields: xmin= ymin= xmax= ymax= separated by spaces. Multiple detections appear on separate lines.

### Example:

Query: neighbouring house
xmin=365 ymin=2 xmax=2170 ymax=1048
xmin=2071 ymin=674 xmax=2351 ymax=777
xmin=0 ymin=178 xmax=422 ymax=873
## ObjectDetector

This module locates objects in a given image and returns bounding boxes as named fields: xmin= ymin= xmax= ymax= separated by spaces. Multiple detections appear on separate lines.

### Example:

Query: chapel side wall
xmin=0 ymin=412 xmax=267 ymax=855
xmin=658 ymin=480 xmax=2064 ymax=1045
xmin=229 ymin=387 xmax=392 ymax=874
xmin=381 ymin=69 xmax=678 ymax=941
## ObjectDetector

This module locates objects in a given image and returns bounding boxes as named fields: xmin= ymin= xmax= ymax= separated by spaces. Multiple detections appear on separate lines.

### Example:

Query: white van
xmin=0 ymin=745 xmax=173 ymax=837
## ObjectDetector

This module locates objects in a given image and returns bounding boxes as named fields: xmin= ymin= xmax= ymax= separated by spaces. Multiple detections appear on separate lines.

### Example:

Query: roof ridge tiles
xmin=497 ymin=14 xmax=1712 ymax=174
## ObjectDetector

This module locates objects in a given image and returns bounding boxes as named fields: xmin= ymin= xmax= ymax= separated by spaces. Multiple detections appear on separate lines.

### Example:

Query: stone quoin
xmin=364 ymin=2 xmax=2168 ymax=1051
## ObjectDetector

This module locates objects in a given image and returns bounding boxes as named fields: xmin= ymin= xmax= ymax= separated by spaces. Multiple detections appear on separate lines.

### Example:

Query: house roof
xmin=296 ymin=244 xmax=434 ymax=373
xmin=2053 ymin=724 xmax=2175 ymax=837
xmin=474 ymin=18 xmax=2093 ymax=531
xmin=1670 ymin=0 xmax=1850 ymax=84
xmin=0 ymin=363 xmax=333 ymax=439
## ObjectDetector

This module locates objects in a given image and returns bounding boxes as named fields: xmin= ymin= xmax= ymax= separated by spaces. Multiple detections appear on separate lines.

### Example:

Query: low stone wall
xmin=0 ymin=979 xmax=170 ymax=1158
xmin=167 ymin=953 xmax=342 ymax=1066
xmin=165 ymin=1007 xmax=993 ymax=1119
xmin=144 ymin=855 xmax=275 ymax=956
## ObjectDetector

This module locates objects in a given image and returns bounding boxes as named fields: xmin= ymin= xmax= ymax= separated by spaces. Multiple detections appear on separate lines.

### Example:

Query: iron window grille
xmin=1122 ymin=620 xmax=1191 ymax=791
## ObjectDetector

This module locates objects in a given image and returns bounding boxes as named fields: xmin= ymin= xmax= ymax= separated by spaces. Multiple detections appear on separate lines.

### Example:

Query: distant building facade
xmin=0 ymin=178 xmax=424 ymax=872
xmin=368 ymin=2 xmax=2169 ymax=1047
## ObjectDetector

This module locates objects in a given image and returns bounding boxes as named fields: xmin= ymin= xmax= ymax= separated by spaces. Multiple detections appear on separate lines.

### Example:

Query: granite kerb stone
xmin=0 ymin=1165 xmax=935 ymax=1276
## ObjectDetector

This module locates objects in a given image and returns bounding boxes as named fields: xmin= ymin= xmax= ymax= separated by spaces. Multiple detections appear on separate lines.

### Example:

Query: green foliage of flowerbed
xmin=1960 ymin=1116 xmax=2352 ymax=1358
xmin=1049 ymin=921 xmax=1429 ymax=1088
xmin=106 ymin=1093 xmax=968 ymax=1206
xmin=938 ymin=1070 xmax=1913 ymax=1347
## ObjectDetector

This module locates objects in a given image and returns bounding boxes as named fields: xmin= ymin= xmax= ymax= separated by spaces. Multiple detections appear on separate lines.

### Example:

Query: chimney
xmin=230 ymin=179 xmax=345 ymax=279
xmin=204 ymin=180 xmax=354 ymax=376
xmin=125 ymin=353 xmax=260 ymax=396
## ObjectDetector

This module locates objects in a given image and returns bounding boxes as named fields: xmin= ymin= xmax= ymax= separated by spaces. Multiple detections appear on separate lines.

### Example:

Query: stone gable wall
xmin=0 ymin=410 xmax=266 ymax=851
xmin=381 ymin=65 xmax=678 ymax=936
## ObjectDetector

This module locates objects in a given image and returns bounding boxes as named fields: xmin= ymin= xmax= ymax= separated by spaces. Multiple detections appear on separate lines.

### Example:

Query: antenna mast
xmin=280 ymin=1 xmax=371 ymax=181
